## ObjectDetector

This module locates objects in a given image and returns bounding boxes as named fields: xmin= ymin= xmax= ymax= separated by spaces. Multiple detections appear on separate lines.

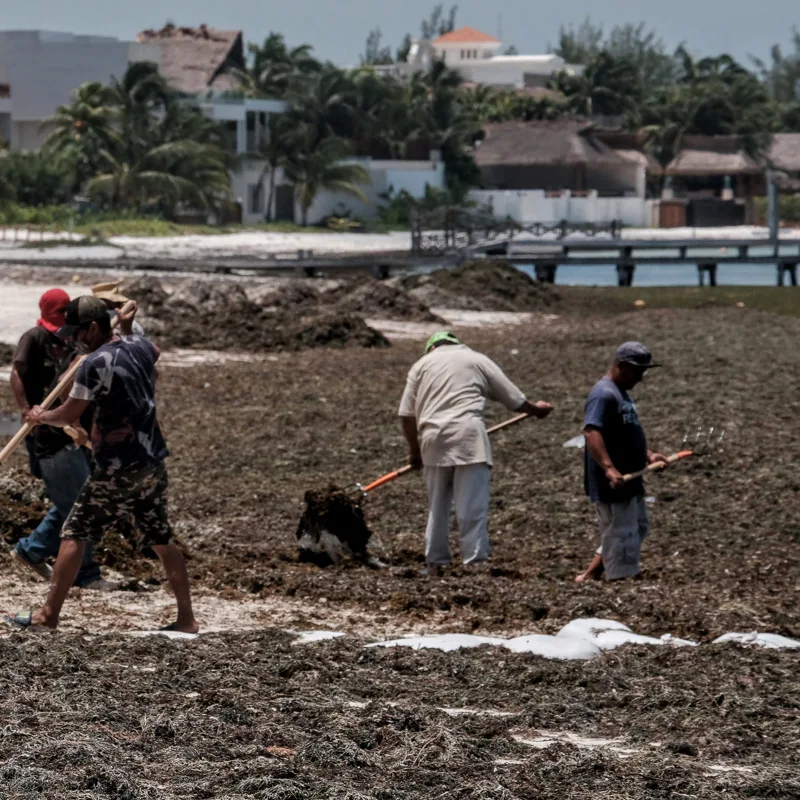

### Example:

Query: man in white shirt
xmin=399 ymin=331 xmax=553 ymax=571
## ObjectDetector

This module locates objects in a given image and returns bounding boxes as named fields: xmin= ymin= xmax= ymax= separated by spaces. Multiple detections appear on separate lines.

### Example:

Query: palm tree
xmin=43 ymin=81 xmax=115 ymax=146
xmin=237 ymin=33 xmax=321 ymax=99
xmin=247 ymin=114 xmax=298 ymax=221
xmin=86 ymin=140 xmax=230 ymax=212
xmin=283 ymin=136 xmax=369 ymax=226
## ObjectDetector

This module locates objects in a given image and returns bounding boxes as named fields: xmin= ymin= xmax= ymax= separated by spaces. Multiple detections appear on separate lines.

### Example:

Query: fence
xmin=469 ymin=190 xmax=658 ymax=228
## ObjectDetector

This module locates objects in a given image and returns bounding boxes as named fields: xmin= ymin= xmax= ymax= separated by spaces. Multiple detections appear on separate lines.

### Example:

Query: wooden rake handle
xmin=362 ymin=413 xmax=534 ymax=495
xmin=0 ymin=355 xmax=87 ymax=466
xmin=622 ymin=450 xmax=694 ymax=483
xmin=0 ymin=300 xmax=136 ymax=466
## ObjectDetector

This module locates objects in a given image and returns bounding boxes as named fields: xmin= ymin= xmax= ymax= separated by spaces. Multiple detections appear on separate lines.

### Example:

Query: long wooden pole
xmin=0 ymin=355 xmax=86 ymax=466
xmin=0 ymin=300 xmax=136 ymax=467
xmin=361 ymin=413 xmax=533 ymax=495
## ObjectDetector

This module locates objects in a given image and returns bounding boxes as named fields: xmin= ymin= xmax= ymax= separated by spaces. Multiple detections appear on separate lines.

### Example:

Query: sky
xmin=2 ymin=0 xmax=798 ymax=67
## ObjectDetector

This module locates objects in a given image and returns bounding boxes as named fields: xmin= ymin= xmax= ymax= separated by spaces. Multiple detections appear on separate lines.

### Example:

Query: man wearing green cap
xmin=399 ymin=331 xmax=553 ymax=571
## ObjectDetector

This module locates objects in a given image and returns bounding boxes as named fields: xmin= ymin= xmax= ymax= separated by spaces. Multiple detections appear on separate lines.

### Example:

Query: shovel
xmin=0 ymin=300 xmax=136 ymax=467
xmin=296 ymin=413 xmax=536 ymax=564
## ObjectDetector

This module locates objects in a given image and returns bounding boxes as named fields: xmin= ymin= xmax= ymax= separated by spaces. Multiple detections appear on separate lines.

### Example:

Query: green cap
xmin=425 ymin=331 xmax=461 ymax=354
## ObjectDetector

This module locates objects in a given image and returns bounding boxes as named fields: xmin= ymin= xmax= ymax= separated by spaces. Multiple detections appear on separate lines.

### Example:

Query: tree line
xmin=0 ymin=12 xmax=798 ymax=224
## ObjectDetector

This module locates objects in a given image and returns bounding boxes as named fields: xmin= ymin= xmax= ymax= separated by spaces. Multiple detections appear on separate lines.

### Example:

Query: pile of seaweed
xmin=123 ymin=278 xmax=390 ymax=352
xmin=403 ymin=260 xmax=561 ymax=311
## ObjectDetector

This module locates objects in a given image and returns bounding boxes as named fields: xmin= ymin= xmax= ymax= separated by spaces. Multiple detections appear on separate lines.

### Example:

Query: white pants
xmin=424 ymin=464 xmax=491 ymax=566
xmin=594 ymin=496 xmax=649 ymax=580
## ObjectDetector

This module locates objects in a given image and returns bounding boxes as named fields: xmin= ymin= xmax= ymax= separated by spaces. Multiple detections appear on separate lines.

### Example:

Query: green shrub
xmin=753 ymin=194 xmax=800 ymax=223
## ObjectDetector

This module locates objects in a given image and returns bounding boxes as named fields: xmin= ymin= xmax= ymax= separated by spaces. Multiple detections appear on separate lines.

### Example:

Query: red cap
xmin=37 ymin=288 xmax=71 ymax=334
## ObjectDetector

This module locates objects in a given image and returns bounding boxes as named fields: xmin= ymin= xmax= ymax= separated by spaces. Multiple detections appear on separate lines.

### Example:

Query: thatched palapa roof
xmin=768 ymin=133 xmax=800 ymax=174
xmin=665 ymin=136 xmax=761 ymax=177
xmin=137 ymin=24 xmax=245 ymax=95
xmin=474 ymin=120 xmax=630 ymax=168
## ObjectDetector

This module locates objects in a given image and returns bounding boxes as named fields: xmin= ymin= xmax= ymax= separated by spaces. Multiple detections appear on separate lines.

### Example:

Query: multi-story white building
xmin=0 ymin=30 xmax=159 ymax=150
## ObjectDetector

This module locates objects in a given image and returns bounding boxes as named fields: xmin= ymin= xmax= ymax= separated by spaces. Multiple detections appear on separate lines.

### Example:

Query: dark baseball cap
xmin=615 ymin=341 xmax=661 ymax=369
xmin=57 ymin=295 xmax=110 ymax=338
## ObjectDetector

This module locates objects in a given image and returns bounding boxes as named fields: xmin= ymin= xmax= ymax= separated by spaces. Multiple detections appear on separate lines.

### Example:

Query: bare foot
xmin=30 ymin=608 xmax=59 ymax=629
xmin=160 ymin=620 xmax=200 ymax=634
xmin=575 ymin=566 xmax=604 ymax=584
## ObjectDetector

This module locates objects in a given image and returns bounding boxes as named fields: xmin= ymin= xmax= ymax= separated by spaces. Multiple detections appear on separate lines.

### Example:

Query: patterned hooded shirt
xmin=70 ymin=335 xmax=168 ymax=473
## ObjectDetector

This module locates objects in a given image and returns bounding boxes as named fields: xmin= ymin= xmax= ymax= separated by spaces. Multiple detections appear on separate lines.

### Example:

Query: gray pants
xmin=594 ymin=496 xmax=649 ymax=580
xmin=424 ymin=464 xmax=491 ymax=566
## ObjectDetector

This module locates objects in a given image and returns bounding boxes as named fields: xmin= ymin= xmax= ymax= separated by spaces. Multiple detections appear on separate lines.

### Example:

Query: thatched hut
xmin=473 ymin=120 xmax=644 ymax=196
xmin=137 ymin=24 xmax=245 ymax=95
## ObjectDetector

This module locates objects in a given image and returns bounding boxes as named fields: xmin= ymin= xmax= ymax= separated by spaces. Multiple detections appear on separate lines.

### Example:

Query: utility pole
xmin=767 ymin=170 xmax=779 ymax=241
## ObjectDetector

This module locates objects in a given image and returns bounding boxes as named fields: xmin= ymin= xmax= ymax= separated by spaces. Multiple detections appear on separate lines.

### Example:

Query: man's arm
xmin=517 ymin=399 xmax=554 ymax=419
xmin=25 ymin=397 xmax=92 ymax=429
xmin=401 ymin=416 xmax=422 ymax=470
xmin=482 ymin=357 xmax=553 ymax=418
xmin=113 ymin=299 xmax=139 ymax=337
xmin=584 ymin=426 xmax=625 ymax=490
xmin=10 ymin=364 xmax=29 ymax=416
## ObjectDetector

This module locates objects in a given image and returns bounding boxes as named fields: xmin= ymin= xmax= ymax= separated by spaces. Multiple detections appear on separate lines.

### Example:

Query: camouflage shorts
xmin=61 ymin=462 xmax=173 ymax=551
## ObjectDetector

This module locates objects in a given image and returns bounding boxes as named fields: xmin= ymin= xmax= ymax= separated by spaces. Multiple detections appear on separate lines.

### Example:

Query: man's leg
xmin=453 ymin=463 xmax=491 ymax=565
xmin=13 ymin=505 xmax=63 ymax=575
xmin=424 ymin=466 xmax=455 ymax=566
xmin=576 ymin=503 xmax=609 ymax=583
xmin=600 ymin=499 xmax=643 ymax=581
xmin=13 ymin=447 xmax=100 ymax=586
xmin=30 ymin=540 xmax=87 ymax=629
xmin=30 ymin=470 xmax=118 ymax=629
xmin=152 ymin=544 xmax=198 ymax=633
xmin=43 ymin=447 xmax=101 ymax=587
xmin=135 ymin=464 xmax=198 ymax=633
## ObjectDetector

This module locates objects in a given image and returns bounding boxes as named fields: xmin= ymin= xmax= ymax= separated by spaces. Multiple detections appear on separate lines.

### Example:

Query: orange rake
xmin=622 ymin=424 xmax=726 ymax=483
xmin=347 ymin=413 xmax=533 ymax=502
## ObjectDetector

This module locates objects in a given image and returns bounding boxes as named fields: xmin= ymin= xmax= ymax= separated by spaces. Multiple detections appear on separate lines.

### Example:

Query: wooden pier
xmin=471 ymin=237 xmax=800 ymax=286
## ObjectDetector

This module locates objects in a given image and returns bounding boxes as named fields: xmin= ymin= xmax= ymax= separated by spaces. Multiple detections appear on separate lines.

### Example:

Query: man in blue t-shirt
xmin=8 ymin=296 xmax=197 ymax=633
xmin=576 ymin=342 xmax=668 ymax=583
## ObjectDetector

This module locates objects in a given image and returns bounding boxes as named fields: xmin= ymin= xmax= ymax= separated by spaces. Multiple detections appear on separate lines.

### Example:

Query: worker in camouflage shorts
xmin=6 ymin=296 xmax=198 ymax=633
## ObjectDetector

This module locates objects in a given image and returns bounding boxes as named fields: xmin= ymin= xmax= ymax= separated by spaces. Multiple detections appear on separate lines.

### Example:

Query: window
xmin=248 ymin=183 xmax=264 ymax=215
xmin=473 ymin=49 xmax=478 ymax=58
xmin=460 ymin=49 xmax=465 ymax=59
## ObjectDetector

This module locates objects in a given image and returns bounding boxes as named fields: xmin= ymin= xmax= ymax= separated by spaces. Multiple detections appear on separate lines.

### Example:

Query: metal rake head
xmin=680 ymin=423 xmax=726 ymax=457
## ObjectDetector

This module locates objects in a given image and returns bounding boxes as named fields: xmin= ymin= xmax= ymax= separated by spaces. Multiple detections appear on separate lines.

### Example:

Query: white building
xmin=0 ymin=25 xmax=446 ymax=225
xmin=0 ymin=30 xmax=159 ymax=150
xmin=433 ymin=27 xmax=571 ymax=89
xmin=379 ymin=26 xmax=577 ymax=90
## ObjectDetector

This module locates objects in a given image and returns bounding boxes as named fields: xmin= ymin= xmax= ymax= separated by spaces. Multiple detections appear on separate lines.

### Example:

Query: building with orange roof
xmin=379 ymin=26 xmax=579 ymax=90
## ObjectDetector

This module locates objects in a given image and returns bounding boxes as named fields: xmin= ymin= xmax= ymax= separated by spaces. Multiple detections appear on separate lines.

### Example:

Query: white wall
xmin=0 ymin=31 xmax=132 ymax=150
xmin=470 ymin=189 xmax=654 ymax=228
xmin=299 ymin=159 xmax=446 ymax=225
xmin=460 ymin=55 xmax=565 ymax=88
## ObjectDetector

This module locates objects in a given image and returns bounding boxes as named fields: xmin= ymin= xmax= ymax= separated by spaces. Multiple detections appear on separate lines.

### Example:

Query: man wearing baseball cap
xmin=9 ymin=296 xmax=197 ymax=632
xmin=576 ymin=342 xmax=668 ymax=583
xmin=8 ymin=289 xmax=107 ymax=589
xmin=399 ymin=331 xmax=553 ymax=573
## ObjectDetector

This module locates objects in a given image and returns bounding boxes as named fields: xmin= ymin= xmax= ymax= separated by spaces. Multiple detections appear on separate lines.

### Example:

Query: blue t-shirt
xmin=583 ymin=377 xmax=648 ymax=503
xmin=70 ymin=335 xmax=168 ymax=474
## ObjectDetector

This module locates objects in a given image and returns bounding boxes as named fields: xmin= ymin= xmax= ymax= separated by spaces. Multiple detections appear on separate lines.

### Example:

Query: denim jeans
xmin=15 ymin=445 xmax=100 ymax=587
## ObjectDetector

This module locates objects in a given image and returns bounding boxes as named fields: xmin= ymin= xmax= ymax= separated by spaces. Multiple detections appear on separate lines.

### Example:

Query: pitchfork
xmin=623 ymin=424 xmax=726 ymax=483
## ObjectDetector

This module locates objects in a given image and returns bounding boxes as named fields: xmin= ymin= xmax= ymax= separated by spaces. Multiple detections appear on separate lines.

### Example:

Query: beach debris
xmin=295 ymin=485 xmax=373 ymax=565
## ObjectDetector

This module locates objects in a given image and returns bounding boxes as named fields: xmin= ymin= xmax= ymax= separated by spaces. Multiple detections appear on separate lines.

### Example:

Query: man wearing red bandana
xmin=8 ymin=289 xmax=109 ymax=590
